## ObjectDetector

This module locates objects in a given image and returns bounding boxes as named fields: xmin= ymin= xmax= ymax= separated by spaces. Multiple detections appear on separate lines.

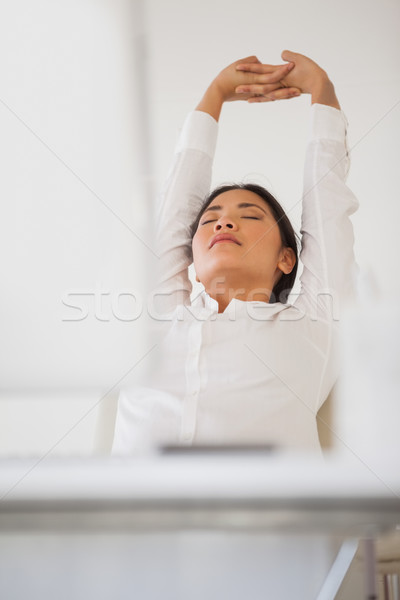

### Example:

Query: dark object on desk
xmin=160 ymin=444 xmax=276 ymax=455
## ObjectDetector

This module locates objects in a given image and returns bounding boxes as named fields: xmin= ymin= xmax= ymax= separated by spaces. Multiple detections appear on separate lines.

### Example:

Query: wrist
xmin=310 ymin=75 xmax=340 ymax=109
xmin=195 ymin=81 xmax=225 ymax=122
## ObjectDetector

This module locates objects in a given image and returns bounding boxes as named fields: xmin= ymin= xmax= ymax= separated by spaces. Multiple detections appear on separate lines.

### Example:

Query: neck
xmin=206 ymin=285 xmax=272 ymax=313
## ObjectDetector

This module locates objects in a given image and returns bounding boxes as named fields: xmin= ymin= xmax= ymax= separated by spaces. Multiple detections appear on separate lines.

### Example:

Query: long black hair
xmin=190 ymin=183 xmax=299 ymax=304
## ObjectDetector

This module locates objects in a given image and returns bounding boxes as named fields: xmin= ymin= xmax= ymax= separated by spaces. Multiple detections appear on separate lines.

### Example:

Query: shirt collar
xmin=195 ymin=290 xmax=288 ymax=318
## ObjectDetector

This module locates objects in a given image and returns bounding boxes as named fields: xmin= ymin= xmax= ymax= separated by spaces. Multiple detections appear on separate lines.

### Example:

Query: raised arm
xmin=235 ymin=51 xmax=357 ymax=317
xmin=154 ymin=58 xmax=299 ymax=314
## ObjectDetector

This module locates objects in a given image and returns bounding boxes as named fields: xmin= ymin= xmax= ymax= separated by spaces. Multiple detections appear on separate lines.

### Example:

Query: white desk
xmin=1 ymin=453 xmax=399 ymax=599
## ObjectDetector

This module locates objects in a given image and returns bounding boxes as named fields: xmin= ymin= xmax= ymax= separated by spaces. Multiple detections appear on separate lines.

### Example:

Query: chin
xmin=202 ymin=266 xmax=245 ymax=287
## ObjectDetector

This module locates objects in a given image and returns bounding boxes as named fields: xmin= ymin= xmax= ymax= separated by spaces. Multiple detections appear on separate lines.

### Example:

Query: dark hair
xmin=190 ymin=183 xmax=299 ymax=304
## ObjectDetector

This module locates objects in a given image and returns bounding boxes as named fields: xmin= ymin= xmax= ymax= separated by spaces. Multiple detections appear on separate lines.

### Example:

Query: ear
xmin=277 ymin=247 xmax=296 ymax=275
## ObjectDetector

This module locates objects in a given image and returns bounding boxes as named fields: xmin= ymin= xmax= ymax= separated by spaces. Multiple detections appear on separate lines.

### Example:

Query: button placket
xmin=180 ymin=319 xmax=203 ymax=443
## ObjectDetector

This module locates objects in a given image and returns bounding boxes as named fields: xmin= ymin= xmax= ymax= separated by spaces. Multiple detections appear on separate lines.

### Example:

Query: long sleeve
xmin=153 ymin=111 xmax=218 ymax=314
xmin=295 ymin=104 xmax=359 ymax=319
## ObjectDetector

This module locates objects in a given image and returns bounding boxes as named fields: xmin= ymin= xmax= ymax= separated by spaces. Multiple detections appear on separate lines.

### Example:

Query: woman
xmin=112 ymin=51 xmax=358 ymax=454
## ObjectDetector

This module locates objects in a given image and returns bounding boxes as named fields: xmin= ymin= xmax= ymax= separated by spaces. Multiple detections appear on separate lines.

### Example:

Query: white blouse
xmin=112 ymin=104 xmax=359 ymax=455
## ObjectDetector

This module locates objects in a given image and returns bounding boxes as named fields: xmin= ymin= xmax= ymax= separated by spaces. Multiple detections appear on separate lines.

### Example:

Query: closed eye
xmin=241 ymin=216 xmax=261 ymax=220
xmin=200 ymin=219 xmax=217 ymax=225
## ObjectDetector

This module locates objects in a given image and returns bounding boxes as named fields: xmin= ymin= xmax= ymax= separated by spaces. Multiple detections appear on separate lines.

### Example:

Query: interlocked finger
xmin=236 ymin=82 xmax=299 ymax=96
xmin=236 ymin=83 xmax=274 ymax=95
xmin=248 ymin=72 xmax=286 ymax=85
xmin=246 ymin=86 xmax=301 ymax=103
xmin=237 ymin=62 xmax=286 ymax=74
xmin=237 ymin=61 xmax=293 ymax=82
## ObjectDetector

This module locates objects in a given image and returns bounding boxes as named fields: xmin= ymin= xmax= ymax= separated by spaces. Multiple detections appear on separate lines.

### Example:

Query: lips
xmin=209 ymin=233 xmax=241 ymax=249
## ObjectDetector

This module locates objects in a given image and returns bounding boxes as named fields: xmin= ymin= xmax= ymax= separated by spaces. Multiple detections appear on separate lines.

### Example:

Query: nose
xmin=214 ymin=215 xmax=237 ymax=231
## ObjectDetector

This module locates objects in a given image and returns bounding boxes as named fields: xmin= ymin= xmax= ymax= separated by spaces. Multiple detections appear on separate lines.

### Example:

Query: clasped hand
xmin=197 ymin=50 xmax=338 ymax=120
xmin=214 ymin=50 xmax=332 ymax=102
xmin=212 ymin=55 xmax=301 ymax=103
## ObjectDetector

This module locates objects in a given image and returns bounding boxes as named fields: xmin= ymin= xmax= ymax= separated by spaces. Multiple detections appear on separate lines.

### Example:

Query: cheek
xmin=192 ymin=233 xmax=199 ymax=255
xmin=252 ymin=228 xmax=282 ymax=259
xmin=191 ymin=233 xmax=204 ymax=264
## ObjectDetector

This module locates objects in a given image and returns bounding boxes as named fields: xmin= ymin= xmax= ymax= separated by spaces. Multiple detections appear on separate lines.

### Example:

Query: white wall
xmin=1 ymin=0 xmax=399 ymax=456
xmin=0 ymin=1 xmax=152 ymax=454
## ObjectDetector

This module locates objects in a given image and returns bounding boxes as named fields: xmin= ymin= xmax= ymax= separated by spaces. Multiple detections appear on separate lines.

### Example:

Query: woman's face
xmin=192 ymin=189 xmax=294 ymax=298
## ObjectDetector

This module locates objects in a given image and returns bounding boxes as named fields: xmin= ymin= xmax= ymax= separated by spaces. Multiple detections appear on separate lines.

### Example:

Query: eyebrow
xmin=203 ymin=202 xmax=268 ymax=215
